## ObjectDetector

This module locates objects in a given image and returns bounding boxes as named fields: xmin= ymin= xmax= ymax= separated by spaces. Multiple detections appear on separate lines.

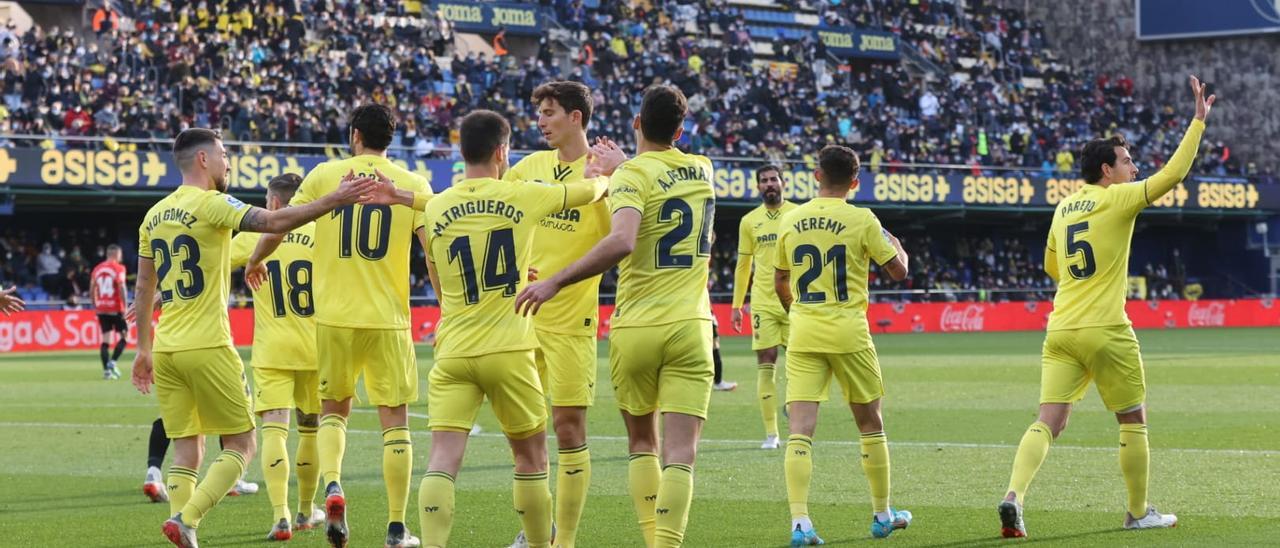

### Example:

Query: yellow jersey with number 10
xmin=607 ymin=148 xmax=715 ymax=328
xmin=504 ymin=150 xmax=611 ymax=336
xmin=229 ymin=224 xmax=318 ymax=370
xmin=137 ymin=185 xmax=251 ymax=352
xmin=290 ymin=155 xmax=429 ymax=330
xmin=775 ymin=198 xmax=898 ymax=354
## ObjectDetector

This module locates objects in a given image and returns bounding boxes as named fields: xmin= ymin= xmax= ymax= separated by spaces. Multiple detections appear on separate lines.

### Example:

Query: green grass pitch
xmin=2 ymin=328 xmax=1278 ymax=546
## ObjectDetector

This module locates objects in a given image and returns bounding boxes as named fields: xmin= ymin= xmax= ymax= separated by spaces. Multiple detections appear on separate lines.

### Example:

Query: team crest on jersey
xmin=553 ymin=164 xmax=573 ymax=181
xmin=225 ymin=195 xmax=248 ymax=209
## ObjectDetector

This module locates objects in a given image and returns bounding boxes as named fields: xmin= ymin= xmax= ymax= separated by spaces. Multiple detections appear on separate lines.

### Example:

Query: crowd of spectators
xmin=0 ymin=225 xmax=122 ymax=308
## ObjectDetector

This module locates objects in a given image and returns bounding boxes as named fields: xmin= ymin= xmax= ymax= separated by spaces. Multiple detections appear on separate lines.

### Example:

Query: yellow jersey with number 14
xmin=775 ymin=198 xmax=897 ymax=354
xmin=229 ymin=224 xmax=318 ymax=370
xmin=504 ymin=150 xmax=611 ymax=336
xmin=290 ymin=155 xmax=429 ymax=330
xmin=426 ymin=177 xmax=606 ymax=359
xmin=734 ymin=201 xmax=798 ymax=312
xmin=607 ymin=149 xmax=715 ymax=328
xmin=137 ymin=185 xmax=251 ymax=352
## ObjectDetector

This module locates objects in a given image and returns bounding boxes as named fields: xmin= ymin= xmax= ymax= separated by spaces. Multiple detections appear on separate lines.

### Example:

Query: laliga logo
xmin=940 ymin=305 xmax=985 ymax=332
xmin=1187 ymin=302 xmax=1226 ymax=327
xmin=1251 ymin=1 xmax=1280 ymax=23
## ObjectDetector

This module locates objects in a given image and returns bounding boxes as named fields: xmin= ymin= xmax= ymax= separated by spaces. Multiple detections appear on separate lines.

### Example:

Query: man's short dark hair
xmin=106 ymin=244 xmax=121 ymax=254
xmin=639 ymin=85 xmax=687 ymax=144
xmin=267 ymin=173 xmax=303 ymax=203
xmin=532 ymin=81 xmax=593 ymax=130
xmin=173 ymin=128 xmax=220 ymax=170
xmin=350 ymin=103 xmax=396 ymax=151
xmin=1080 ymin=135 xmax=1129 ymax=184
xmin=817 ymin=145 xmax=860 ymax=185
xmin=756 ymin=164 xmax=783 ymax=183
xmin=459 ymin=110 xmax=511 ymax=164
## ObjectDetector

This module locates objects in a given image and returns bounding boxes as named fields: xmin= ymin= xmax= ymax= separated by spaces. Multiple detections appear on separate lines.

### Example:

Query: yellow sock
xmin=628 ymin=452 xmax=660 ymax=547
xmin=382 ymin=426 xmax=413 ymax=524
xmin=1119 ymin=424 xmax=1150 ymax=517
xmin=181 ymin=450 xmax=246 ymax=527
xmin=318 ymin=414 xmax=347 ymax=486
xmin=653 ymin=464 xmax=694 ymax=548
xmin=1006 ymin=421 xmax=1053 ymax=503
xmin=296 ymin=426 xmax=319 ymax=515
xmin=261 ymin=423 xmax=291 ymax=522
xmin=784 ymin=434 xmax=813 ymax=519
xmin=555 ymin=445 xmax=591 ymax=547
xmin=758 ymin=364 xmax=778 ymax=437
xmin=167 ymin=465 xmax=198 ymax=516
xmin=514 ymin=471 xmax=553 ymax=548
xmin=860 ymin=432 xmax=891 ymax=513
xmin=418 ymin=471 xmax=455 ymax=548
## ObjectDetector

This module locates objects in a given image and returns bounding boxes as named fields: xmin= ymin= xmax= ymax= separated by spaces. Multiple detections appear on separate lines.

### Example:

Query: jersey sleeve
xmin=203 ymin=191 xmax=252 ymax=230
xmin=732 ymin=216 xmax=755 ymax=308
xmin=412 ymin=177 xmax=429 ymax=231
xmin=502 ymin=156 xmax=528 ymax=183
xmin=522 ymin=180 xmax=572 ymax=220
xmin=864 ymin=213 xmax=898 ymax=266
xmin=774 ymin=225 xmax=791 ymax=272
xmin=608 ymin=166 xmax=648 ymax=215
xmin=562 ymin=177 xmax=609 ymax=210
xmin=290 ymin=164 xmax=323 ymax=206
xmin=227 ymin=232 xmax=257 ymax=269
xmin=137 ymin=219 xmax=152 ymax=260
xmin=1110 ymin=182 xmax=1151 ymax=216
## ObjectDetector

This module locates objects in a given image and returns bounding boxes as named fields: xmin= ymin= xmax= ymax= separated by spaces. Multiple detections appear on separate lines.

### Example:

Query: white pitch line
xmin=1 ymin=421 xmax=1276 ymax=457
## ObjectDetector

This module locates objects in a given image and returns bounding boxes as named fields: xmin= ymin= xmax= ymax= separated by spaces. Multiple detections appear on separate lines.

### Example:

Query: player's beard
xmin=212 ymin=172 xmax=228 ymax=192
xmin=763 ymin=189 xmax=781 ymax=205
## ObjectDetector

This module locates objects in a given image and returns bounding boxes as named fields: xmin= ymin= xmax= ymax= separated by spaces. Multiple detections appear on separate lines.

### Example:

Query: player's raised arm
xmin=1144 ymin=75 xmax=1215 ymax=202
xmin=238 ymin=170 xmax=378 ymax=234
xmin=515 ymin=207 xmax=640 ymax=316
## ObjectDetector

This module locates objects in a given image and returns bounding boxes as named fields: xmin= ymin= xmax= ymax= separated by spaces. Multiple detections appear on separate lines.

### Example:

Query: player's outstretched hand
xmin=0 ymin=285 xmax=25 ymax=315
xmin=244 ymin=260 xmax=269 ymax=291
xmin=358 ymin=168 xmax=403 ymax=206
xmin=333 ymin=169 xmax=379 ymax=205
xmin=132 ymin=352 xmax=154 ymax=395
xmin=1190 ymin=74 xmax=1215 ymax=121
xmin=586 ymin=138 xmax=627 ymax=177
xmin=730 ymin=308 xmax=744 ymax=333
xmin=515 ymin=280 xmax=561 ymax=317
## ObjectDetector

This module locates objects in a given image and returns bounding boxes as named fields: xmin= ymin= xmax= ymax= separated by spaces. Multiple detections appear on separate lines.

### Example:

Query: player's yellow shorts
xmin=428 ymin=349 xmax=546 ymax=438
xmin=535 ymin=329 xmax=597 ymax=408
xmin=751 ymin=306 xmax=790 ymax=351
xmin=786 ymin=347 xmax=884 ymax=405
xmin=1040 ymin=325 xmax=1146 ymax=412
xmin=609 ymin=319 xmax=713 ymax=419
xmin=252 ymin=367 xmax=321 ymax=415
xmin=154 ymin=346 xmax=255 ymax=438
xmin=316 ymin=324 xmax=418 ymax=407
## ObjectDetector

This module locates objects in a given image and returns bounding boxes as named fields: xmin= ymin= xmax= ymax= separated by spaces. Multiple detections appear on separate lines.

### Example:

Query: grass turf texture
xmin=1 ymin=328 xmax=1277 ymax=547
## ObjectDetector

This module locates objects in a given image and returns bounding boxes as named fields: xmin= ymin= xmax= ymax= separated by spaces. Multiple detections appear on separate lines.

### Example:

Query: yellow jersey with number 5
xmin=229 ymin=224 xmax=318 ymax=370
xmin=607 ymin=149 xmax=715 ymax=328
xmin=290 ymin=155 xmax=429 ymax=330
xmin=504 ymin=150 xmax=611 ymax=336
xmin=1046 ymin=182 xmax=1149 ymax=331
xmin=137 ymin=185 xmax=251 ymax=352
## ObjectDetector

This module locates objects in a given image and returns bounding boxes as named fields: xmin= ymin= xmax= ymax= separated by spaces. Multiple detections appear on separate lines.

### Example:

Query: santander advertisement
xmin=2 ymin=299 xmax=1277 ymax=353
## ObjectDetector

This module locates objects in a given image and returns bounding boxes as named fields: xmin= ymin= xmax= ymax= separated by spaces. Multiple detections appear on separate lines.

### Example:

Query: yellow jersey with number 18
xmin=229 ymin=224 xmax=318 ymax=370
xmin=734 ymin=201 xmax=798 ymax=311
xmin=137 ymin=185 xmax=251 ymax=352
xmin=607 ymin=149 xmax=715 ymax=328
xmin=775 ymin=198 xmax=898 ymax=354
xmin=290 ymin=155 xmax=429 ymax=330
xmin=504 ymin=150 xmax=611 ymax=336
xmin=426 ymin=177 xmax=606 ymax=359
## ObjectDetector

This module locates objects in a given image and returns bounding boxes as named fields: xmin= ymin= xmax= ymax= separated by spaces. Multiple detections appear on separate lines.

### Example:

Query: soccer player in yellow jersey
xmin=246 ymin=104 xmax=431 ymax=548
xmin=228 ymin=173 xmax=326 ymax=540
xmin=774 ymin=145 xmax=912 ymax=544
xmin=367 ymin=110 xmax=608 ymax=548
xmin=517 ymin=85 xmax=715 ymax=548
xmin=998 ymin=75 xmax=1215 ymax=538
xmin=499 ymin=81 xmax=613 ymax=548
xmin=731 ymin=164 xmax=798 ymax=449
xmin=131 ymin=129 xmax=376 ymax=548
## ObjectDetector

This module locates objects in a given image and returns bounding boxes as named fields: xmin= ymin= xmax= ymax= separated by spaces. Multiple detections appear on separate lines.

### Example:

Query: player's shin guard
xmin=296 ymin=425 xmax=319 ymax=515
xmin=318 ymin=414 xmax=347 ymax=485
xmin=860 ymin=432 xmax=891 ymax=513
xmin=1119 ymin=424 xmax=1150 ymax=517
xmin=628 ymin=452 xmax=660 ymax=547
xmin=514 ymin=471 xmax=553 ymax=548
xmin=167 ymin=465 xmax=198 ymax=515
xmin=654 ymin=464 xmax=694 ymax=548
xmin=418 ymin=471 xmax=455 ymax=548
xmin=261 ymin=423 xmax=291 ymax=522
xmin=382 ymin=426 xmax=413 ymax=524
xmin=182 ymin=450 xmax=246 ymax=527
xmin=556 ymin=445 xmax=591 ymax=547
xmin=785 ymin=434 xmax=813 ymax=519
xmin=758 ymin=364 xmax=778 ymax=437
xmin=1006 ymin=421 xmax=1053 ymax=503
